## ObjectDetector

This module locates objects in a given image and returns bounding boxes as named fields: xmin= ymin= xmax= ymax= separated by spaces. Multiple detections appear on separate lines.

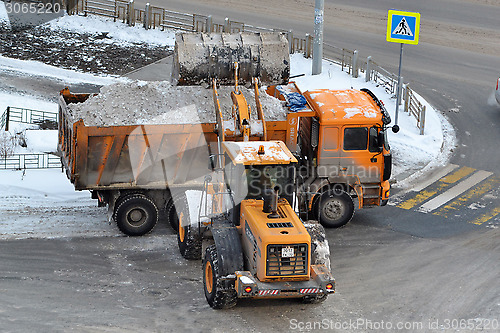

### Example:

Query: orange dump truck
xmin=58 ymin=80 xmax=394 ymax=235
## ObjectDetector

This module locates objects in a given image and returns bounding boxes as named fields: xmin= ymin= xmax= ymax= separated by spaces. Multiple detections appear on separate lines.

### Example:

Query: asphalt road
xmin=1 ymin=1 xmax=499 ymax=332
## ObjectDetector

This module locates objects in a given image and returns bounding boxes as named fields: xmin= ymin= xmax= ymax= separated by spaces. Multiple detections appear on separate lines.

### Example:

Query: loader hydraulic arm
xmin=211 ymin=62 xmax=268 ymax=142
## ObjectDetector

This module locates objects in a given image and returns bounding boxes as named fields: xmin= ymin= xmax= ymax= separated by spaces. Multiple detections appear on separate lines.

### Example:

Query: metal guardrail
xmin=0 ymin=153 xmax=62 ymax=170
xmin=404 ymin=86 xmax=426 ymax=135
xmin=1 ymin=107 xmax=58 ymax=131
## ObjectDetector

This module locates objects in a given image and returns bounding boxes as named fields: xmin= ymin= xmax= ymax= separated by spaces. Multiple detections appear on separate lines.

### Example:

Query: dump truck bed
xmin=58 ymin=86 xmax=288 ymax=191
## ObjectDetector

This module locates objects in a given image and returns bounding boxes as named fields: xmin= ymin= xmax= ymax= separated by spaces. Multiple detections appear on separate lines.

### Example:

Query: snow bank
xmin=0 ymin=92 xmax=57 ymax=117
xmin=0 ymin=1 xmax=10 ymax=29
xmin=290 ymin=53 xmax=452 ymax=181
xmin=0 ymin=55 xmax=123 ymax=85
xmin=24 ymin=130 xmax=58 ymax=153
xmin=0 ymin=169 xmax=119 ymax=240
xmin=67 ymin=80 xmax=286 ymax=126
xmin=47 ymin=14 xmax=175 ymax=47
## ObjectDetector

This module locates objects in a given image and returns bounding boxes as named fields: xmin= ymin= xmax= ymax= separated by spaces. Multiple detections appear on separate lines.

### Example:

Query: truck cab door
xmin=339 ymin=126 xmax=382 ymax=184
xmin=316 ymin=126 xmax=341 ymax=177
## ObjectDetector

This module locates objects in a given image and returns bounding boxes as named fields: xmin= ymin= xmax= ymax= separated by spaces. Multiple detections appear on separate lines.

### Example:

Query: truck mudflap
xmin=234 ymin=265 xmax=335 ymax=298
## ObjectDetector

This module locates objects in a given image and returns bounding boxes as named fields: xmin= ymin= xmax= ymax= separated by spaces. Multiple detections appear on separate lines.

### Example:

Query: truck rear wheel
xmin=114 ymin=194 xmax=158 ymax=236
xmin=203 ymin=245 xmax=237 ymax=309
xmin=318 ymin=190 xmax=354 ymax=228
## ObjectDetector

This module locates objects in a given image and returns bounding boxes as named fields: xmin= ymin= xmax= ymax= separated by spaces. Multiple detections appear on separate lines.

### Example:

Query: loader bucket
xmin=171 ymin=32 xmax=290 ymax=86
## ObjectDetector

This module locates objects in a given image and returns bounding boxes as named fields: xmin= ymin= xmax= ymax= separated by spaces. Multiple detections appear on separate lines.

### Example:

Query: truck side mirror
xmin=377 ymin=131 xmax=385 ymax=152
xmin=392 ymin=125 xmax=400 ymax=133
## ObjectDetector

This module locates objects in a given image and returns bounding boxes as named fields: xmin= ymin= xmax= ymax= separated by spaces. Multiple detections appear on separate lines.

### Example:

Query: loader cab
xmin=222 ymin=141 xmax=297 ymax=206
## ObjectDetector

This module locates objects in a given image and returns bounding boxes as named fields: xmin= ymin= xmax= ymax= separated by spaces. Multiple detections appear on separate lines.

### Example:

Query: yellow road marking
xmin=398 ymin=166 xmax=476 ymax=210
xmin=434 ymin=176 xmax=500 ymax=218
xmin=471 ymin=206 xmax=500 ymax=225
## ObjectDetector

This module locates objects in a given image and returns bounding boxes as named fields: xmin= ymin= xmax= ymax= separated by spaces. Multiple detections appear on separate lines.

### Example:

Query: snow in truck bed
xmin=66 ymin=81 xmax=288 ymax=126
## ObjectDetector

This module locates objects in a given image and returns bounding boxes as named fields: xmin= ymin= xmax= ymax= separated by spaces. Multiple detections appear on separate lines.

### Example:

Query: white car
xmin=496 ymin=78 xmax=500 ymax=104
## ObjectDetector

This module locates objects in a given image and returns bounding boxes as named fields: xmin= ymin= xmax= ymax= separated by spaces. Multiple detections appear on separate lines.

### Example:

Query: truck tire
xmin=165 ymin=193 xmax=188 ymax=233
xmin=178 ymin=222 xmax=202 ymax=260
xmin=318 ymin=190 xmax=354 ymax=228
xmin=114 ymin=194 xmax=158 ymax=236
xmin=203 ymin=245 xmax=238 ymax=309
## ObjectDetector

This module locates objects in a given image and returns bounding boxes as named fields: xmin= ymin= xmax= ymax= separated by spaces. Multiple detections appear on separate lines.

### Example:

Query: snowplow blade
xmin=172 ymin=32 xmax=290 ymax=86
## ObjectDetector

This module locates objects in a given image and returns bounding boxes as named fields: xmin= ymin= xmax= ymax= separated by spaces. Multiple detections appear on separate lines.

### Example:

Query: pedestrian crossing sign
xmin=387 ymin=10 xmax=420 ymax=45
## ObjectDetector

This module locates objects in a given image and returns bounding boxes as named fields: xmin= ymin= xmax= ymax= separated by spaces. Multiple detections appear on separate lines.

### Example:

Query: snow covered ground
xmin=0 ymin=11 xmax=454 ymax=239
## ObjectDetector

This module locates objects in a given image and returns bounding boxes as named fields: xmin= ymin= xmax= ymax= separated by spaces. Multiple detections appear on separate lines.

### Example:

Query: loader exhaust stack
xmin=171 ymin=32 xmax=290 ymax=86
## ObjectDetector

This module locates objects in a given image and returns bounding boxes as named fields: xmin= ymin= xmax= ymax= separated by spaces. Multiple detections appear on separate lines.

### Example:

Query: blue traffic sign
xmin=387 ymin=10 xmax=420 ymax=45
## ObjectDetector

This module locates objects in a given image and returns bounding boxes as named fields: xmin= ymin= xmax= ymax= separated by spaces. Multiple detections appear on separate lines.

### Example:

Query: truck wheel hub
xmin=128 ymin=209 xmax=145 ymax=225
xmin=324 ymin=199 xmax=345 ymax=220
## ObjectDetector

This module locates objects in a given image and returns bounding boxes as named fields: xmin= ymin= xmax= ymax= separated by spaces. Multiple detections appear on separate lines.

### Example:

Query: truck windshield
xmin=344 ymin=127 xmax=368 ymax=150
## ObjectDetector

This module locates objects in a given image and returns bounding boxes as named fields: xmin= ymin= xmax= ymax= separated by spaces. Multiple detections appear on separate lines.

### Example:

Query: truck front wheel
xmin=318 ymin=190 xmax=354 ymax=228
xmin=114 ymin=194 xmax=158 ymax=236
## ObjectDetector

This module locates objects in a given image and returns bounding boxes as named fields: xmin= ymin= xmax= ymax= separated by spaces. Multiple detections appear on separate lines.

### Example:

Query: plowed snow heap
xmin=67 ymin=32 xmax=290 ymax=127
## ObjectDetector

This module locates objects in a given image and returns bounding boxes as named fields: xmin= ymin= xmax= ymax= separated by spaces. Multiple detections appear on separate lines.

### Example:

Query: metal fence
xmin=0 ymin=153 xmax=62 ymax=170
xmin=404 ymin=85 xmax=426 ymax=135
xmin=69 ymin=0 xmax=427 ymax=134
xmin=1 ymin=107 xmax=58 ymax=131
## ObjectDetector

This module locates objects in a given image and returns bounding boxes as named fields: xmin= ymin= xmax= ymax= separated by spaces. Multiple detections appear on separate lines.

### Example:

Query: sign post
xmin=386 ymin=10 xmax=420 ymax=125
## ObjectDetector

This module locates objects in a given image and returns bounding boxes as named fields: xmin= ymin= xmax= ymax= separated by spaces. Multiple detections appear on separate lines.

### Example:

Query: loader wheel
xmin=318 ymin=190 xmax=354 ymax=228
xmin=177 ymin=219 xmax=202 ymax=260
xmin=302 ymin=292 xmax=328 ymax=304
xmin=165 ymin=193 xmax=188 ymax=233
xmin=203 ymin=245 xmax=237 ymax=309
xmin=114 ymin=194 xmax=158 ymax=236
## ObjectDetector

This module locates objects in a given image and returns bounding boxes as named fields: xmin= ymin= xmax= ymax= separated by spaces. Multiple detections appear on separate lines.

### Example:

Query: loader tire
xmin=301 ymin=292 xmax=328 ymax=304
xmin=114 ymin=194 xmax=158 ymax=236
xmin=165 ymin=193 xmax=188 ymax=233
xmin=318 ymin=190 xmax=354 ymax=228
xmin=203 ymin=245 xmax=237 ymax=309
xmin=178 ymin=223 xmax=202 ymax=260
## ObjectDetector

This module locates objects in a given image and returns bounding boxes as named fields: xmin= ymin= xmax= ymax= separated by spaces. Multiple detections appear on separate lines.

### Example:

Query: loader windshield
xmin=224 ymin=160 xmax=295 ymax=205
xmin=245 ymin=164 xmax=295 ymax=203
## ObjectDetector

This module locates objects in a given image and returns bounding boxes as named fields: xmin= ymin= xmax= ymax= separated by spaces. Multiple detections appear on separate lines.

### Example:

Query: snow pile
xmin=290 ymin=53 xmax=454 ymax=181
xmin=0 ymin=1 xmax=10 ymax=29
xmin=0 ymin=55 xmax=122 ymax=85
xmin=47 ymin=14 xmax=175 ymax=47
xmin=67 ymin=80 xmax=286 ymax=126
xmin=0 ymin=92 xmax=57 ymax=117
xmin=0 ymin=169 xmax=119 ymax=240
xmin=24 ymin=130 xmax=58 ymax=153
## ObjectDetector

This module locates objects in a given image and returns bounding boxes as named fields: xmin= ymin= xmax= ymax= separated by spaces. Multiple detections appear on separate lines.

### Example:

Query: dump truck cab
xmin=267 ymin=83 xmax=394 ymax=228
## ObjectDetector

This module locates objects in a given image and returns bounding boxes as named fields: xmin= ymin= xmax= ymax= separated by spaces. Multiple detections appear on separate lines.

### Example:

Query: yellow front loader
xmin=175 ymin=62 xmax=335 ymax=309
